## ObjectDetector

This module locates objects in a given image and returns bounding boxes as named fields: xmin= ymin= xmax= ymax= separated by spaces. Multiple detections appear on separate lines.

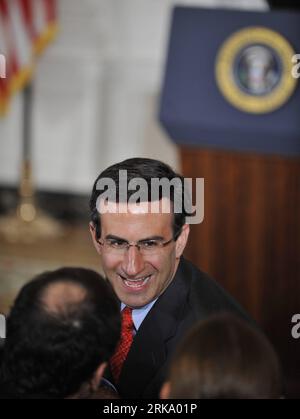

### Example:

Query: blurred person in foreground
xmin=89 ymin=158 xmax=253 ymax=398
xmin=0 ymin=268 xmax=121 ymax=399
xmin=160 ymin=313 xmax=283 ymax=399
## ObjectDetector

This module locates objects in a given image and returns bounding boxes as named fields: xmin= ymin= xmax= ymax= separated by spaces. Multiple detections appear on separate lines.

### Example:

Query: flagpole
xmin=0 ymin=81 xmax=64 ymax=243
xmin=24 ymin=83 xmax=32 ymax=161
xmin=17 ymin=83 xmax=36 ymax=225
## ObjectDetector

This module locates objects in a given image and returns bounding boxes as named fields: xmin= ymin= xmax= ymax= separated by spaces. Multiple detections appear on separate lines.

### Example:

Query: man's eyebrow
xmin=105 ymin=235 xmax=165 ymax=242
xmin=105 ymin=235 xmax=127 ymax=241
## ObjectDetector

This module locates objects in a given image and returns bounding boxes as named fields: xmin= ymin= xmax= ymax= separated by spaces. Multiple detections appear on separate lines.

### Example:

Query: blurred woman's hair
xmin=164 ymin=313 xmax=283 ymax=399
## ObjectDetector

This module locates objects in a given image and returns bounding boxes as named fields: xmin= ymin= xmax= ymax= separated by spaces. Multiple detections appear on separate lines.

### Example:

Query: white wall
xmin=0 ymin=0 xmax=268 ymax=194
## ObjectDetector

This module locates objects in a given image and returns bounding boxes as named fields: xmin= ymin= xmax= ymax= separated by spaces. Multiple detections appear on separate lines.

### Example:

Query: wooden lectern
xmin=160 ymin=7 xmax=300 ymax=396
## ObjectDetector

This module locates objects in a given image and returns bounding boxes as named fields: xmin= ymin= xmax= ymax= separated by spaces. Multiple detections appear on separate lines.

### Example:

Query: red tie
xmin=110 ymin=306 xmax=134 ymax=383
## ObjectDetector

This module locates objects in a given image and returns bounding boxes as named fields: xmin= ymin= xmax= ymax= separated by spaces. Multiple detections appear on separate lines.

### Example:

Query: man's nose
xmin=121 ymin=245 xmax=145 ymax=277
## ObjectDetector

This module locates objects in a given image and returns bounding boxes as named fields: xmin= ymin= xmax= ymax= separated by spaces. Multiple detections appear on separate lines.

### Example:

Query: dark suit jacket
xmin=109 ymin=257 xmax=251 ymax=399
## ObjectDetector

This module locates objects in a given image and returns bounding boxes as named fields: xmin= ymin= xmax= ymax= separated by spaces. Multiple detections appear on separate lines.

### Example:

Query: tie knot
xmin=122 ymin=306 xmax=133 ymax=330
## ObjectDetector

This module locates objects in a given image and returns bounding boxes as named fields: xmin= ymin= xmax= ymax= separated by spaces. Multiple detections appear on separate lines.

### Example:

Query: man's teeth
xmin=122 ymin=275 xmax=151 ymax=288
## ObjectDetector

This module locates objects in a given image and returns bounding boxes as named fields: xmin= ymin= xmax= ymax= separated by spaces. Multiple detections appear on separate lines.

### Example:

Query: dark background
xmin=267 ymin=0 xmax=300 ymax=10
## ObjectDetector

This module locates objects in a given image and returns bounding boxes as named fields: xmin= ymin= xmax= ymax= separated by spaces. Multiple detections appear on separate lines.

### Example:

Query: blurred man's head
xmin=0 ymin=268 xmax=121 ymax=399
xmin=161 ymin=313 xmax=283 ymax=399
xmin=89 ymin=158 xmax=191 ymax=308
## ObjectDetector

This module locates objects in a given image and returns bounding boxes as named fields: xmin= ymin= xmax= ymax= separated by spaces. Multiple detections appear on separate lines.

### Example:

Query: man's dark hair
xmin=0 ymin=268 xmax=120 ymax=399
xmin=90 ymin=157 xmax=192 ymax=240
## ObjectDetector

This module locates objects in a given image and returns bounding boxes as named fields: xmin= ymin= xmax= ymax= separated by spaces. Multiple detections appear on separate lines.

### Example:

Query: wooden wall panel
xmin=181 ymin=146 xmax=300 ymax=396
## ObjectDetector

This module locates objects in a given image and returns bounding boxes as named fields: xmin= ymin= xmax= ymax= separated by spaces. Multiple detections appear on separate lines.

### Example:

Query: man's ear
xmin=160 ymin=381 xmax=171 ymax=399
xmin=89 ymin=222 xmax=102 ymax=254
xmin=91 ymin=362 xmax=107 ymax=392
xmin=175 ymin=224 xmax=190 ymax=259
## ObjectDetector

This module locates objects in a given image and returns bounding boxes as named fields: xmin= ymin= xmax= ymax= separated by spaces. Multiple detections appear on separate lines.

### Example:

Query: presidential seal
xmin=215 ymin=27 xmax=297 ymax=114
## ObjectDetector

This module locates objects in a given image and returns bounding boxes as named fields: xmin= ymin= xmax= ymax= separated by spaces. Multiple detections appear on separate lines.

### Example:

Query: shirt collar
xmin=121 ymin=299 xmax=157 ymax=331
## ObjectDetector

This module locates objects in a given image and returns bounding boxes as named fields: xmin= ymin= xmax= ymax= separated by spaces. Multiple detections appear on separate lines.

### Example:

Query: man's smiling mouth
xmin=118 ymin=274 xmax=152 ymax=289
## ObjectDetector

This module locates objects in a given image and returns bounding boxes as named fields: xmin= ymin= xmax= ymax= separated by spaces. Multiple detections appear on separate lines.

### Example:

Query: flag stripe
xmin=0 ymin=0 xmax=58 ymax=116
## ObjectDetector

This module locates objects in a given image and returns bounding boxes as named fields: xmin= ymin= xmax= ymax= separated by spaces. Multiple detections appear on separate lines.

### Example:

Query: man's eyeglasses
xmin=97 ymin=237 xmax=175 ymax=256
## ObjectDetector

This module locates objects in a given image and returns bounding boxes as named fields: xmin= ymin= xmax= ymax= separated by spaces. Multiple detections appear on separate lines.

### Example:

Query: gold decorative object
xmin=0 ymin=161 xmax=64 ymax=244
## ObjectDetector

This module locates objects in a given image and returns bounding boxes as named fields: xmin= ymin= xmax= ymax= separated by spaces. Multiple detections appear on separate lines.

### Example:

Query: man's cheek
xmin=101 ymin=256 xmax=117 ymax=272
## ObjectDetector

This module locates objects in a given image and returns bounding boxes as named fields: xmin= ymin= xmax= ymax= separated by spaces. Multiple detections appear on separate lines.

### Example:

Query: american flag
xmin=0 ymin=0 xmax=58 ymax=115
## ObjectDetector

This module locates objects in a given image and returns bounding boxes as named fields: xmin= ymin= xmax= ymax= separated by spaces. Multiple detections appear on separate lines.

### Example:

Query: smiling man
xmin=93 ymin=197 xmax=188 ymax=309
xmin=89 ymin=158 xmax=250 ymax=399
